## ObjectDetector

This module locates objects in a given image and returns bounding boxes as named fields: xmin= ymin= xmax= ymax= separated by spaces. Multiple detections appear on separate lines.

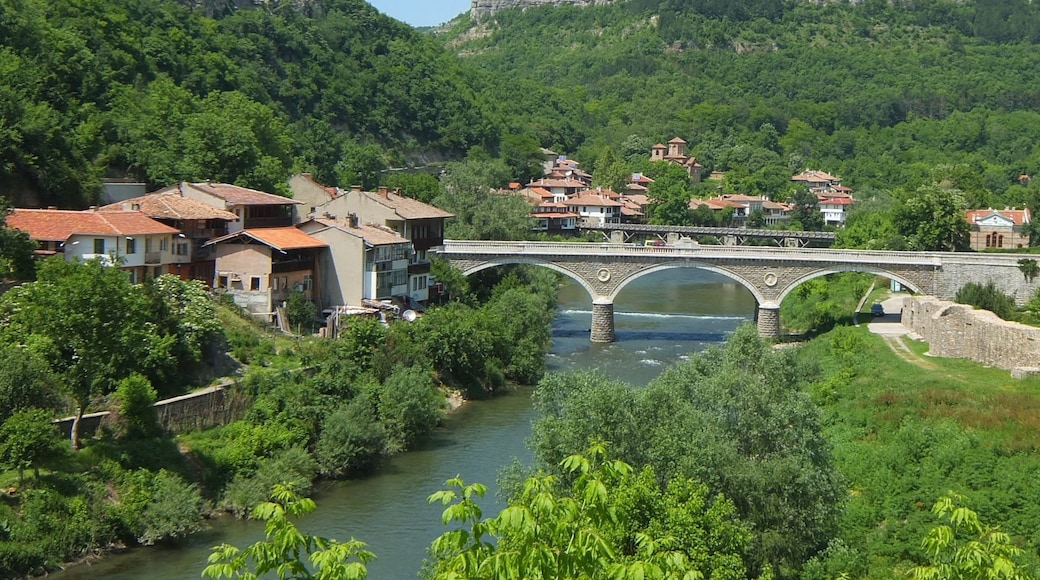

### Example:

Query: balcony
xmin=145 ymin=251 xmax=162 ymax=264
xmin=408 ymin=262 xmax=431 ymax=275
xmin=243 ymin=216 xmax=292 ymax=229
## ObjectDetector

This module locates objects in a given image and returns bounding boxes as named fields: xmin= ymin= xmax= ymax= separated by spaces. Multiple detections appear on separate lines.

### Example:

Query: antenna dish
xmin=402 ymin=310 xmax=417 ymax=322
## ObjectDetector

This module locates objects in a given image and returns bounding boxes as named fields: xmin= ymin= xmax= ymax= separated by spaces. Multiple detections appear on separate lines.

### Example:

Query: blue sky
xmin=367 ymin=0 xmax=471 ymax=27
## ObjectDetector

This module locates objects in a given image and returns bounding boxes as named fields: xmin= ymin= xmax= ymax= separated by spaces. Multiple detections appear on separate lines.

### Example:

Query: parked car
xmin=870 ymin=302 xmax=885 ymax=317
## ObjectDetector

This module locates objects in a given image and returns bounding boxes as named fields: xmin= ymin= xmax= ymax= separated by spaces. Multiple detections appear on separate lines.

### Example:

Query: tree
xmin=892 ymin=184 xmax=971 ymax=251
xmin=113 ymin=374 xmax=160 ymax=440
xmin=425 ymin=443 xmax=751 ymax=580
xmin=0 ymin=199 xmax=35 ymax=281
xmin=0 ymin=408 xmax=65 ymax=484
xmin=529 ymin=325 xmax=846 ymax=576
xmin=378 ymin=366 xmax=443 ymax=453
xmin=285 ymin=290 xmax=319 ymax=335
xmin=434 ymin=158 xmax=533 ymax=241
xmin=0 ymin=258 xmax=176 ymax=449
xmin=315 ymin=396 xmax=387 ymax=478
xmin=592 ymin=147 xmax=632 ymax=194
xmin=203 ymin=484 xmax=374 ymax=580
xmin=789 ymin=188 xmax=824 ymax=231
xmin=908 ymin=492 xmax=1034 ymax=580
xmin=500 ymin=133 xmax=545 ymax=184
xmin=0 ymin=342 xmax=57 ymax=421
xmin=1018 ymin=258 xmax=1039 ymax=282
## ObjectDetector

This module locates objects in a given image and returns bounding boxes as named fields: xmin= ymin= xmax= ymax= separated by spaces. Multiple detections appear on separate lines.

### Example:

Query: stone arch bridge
xmin=436 ymin=240 xmax=1040 ymax=342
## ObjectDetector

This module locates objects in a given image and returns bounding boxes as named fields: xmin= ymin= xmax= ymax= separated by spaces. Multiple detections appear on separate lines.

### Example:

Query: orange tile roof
xmin=8 ymin=209 xmax=179 ymax=241
xmin=563 ymin=193 xmax=623 ymax=207
xmin=99 ymin=193 xmax=238 ymax=220
xmin=965 ymin=208 xmax=1031 ymax=226
xmin=206 ymin=227 xmax=327 ymax=251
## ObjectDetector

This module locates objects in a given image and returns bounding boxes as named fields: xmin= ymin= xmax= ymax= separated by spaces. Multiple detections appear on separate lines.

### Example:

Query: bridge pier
xmin=756 ymin=305 xmax=781 ymax=338
xmin=590 ymin=300 xmax=615 ymax=343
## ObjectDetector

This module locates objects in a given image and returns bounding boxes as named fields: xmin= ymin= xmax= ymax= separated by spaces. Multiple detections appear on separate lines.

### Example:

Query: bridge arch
xmin=455 ymin=256 xmax=600 ymax=301
xmin=607 ymin=261 xmax=766 ymax=305
xmin=775 ymin=265 xmax=924 ymax=305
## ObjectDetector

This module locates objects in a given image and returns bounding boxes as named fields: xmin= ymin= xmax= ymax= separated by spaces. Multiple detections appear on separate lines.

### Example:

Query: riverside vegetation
xmin=0 ymin=257 xmax=557 ymax=577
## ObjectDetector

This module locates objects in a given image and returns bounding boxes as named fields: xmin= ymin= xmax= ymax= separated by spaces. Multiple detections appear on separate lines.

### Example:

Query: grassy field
xmin=800 ymin=324 xmax=1040 ymax=577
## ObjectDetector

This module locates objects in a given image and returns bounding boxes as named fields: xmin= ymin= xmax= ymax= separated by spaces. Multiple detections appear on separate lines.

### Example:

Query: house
xmin=99 ymin=192 xmax=238 ymax=286
xmin=792 ymin=170 xmax=845 ymax=196
xmin=562 ymin=191 xmax=623 ymax=226
xmin=286 ymin=173 xmax=340 ymax=223
xmin=649 ymin=137 xmax=703 ymax=182
xmin=545 ymin=156 xmax=592 ymax=186
xmin=204 ymin=226 xmax=327 ymax=316
xmin=153 ymin=181 xmax=301 ymax=233
xmin=526 ymin=177 xmax=588 ymax=200
xmin=289 ymin=179 xmax=454 ymax=304
xmin=531 ymin=202 xmax=580 ymax=234
xmin=298 ymin=217 xmax=414 ymax=308
xmin=7 ymin=208 xmax=182 ymax=283
xmin=965 ymin=208 xmax=1032 ymax=250
xmin=818 ymin=196 xmax=853 ymax=227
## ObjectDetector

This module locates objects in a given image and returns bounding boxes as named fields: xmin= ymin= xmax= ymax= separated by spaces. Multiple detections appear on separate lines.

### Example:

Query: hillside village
xmin=4 ymin=138 xmax=1034 ymax=329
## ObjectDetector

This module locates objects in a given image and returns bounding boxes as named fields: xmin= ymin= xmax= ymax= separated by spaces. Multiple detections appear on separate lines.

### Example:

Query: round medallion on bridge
xmin=597 ymin=268 xmax=611 ymax=282
xmin=764 ymin=272 xmax=778 ymax=287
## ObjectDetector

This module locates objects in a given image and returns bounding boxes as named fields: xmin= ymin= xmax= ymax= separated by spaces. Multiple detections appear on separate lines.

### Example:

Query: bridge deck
xmin=583 ymin=223 xmax=837 ymax=241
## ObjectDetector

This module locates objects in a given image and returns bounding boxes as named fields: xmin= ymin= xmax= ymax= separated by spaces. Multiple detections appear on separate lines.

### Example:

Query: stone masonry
xmin=903 ymin=296 xmax=1040 ymax=375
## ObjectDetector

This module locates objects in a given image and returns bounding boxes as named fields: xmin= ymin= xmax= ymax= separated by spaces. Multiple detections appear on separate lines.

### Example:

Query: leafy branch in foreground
xmin=908 ymin=492 xmax=1033 ymax=580
xmin=202 ymin=483 xmax=375 ymax=580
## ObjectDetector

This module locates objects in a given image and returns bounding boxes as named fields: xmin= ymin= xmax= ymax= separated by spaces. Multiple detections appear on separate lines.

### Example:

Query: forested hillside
xmin=449 ymin=0 xmax=1040 ymax=217
xmin=0 ymin=0 xmax=512 ymax=207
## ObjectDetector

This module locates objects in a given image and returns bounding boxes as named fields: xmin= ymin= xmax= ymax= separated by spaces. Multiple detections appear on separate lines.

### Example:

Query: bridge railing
xmin=436 ymin=240 xmax=1040 ymax=266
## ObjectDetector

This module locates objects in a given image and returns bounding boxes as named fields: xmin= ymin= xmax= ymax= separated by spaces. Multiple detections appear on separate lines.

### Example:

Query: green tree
xmin=425 ymin=443 xmax=751 ymax=579
xmin=790 ymin=188 xmax=824 ymax=231
xmin=1018 ymin=258 xmax=1039 ymax=282
xmin=592 ymin=147 xmax=632 ymax=194
xmin=118 ymin=468 xmax=206 ymax=546
xmin=285 ymin=290 xmax=319 ymax=336
xmin=435 ymin=158 xmax=533 ymax=241
xmin=500 ymin=133 xmax=545 ymax=184
xmin=0 ymin=407 xmax=65 ymax=484
xmin=203 ymin=484 xmax=374 ymax=580
xmin=530 ymin=325 xmax=845 ymax=576
xmin=908 ymin=492 xmax=1034 ymax=580
xmin=0 ymin=342 xmax=57 ymax=420
xmin=315 ymin=396 xmax=387 ymax=478
xmin=0 ymin=199 xmax=35 ymax=281
xmin=954 ymin=281 xmax=1018 ymax=321
xmin=0 ymin=258 xmax=176 ymax=449
xmin=378 ymin=366 xmax=443 ymax=453
xmin=113 ymin=374 xmax=160 ymax=440
xmin=893 ymin=184 xmax=971 ymax=251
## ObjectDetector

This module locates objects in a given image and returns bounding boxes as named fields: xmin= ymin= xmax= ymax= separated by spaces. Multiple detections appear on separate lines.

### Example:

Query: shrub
xmin=378 ymin=366 xmax=443 ymax=453
xmin=117 ymin=468 xmax=206 ymax=545
xmin=113 ymin=374 xmax=160 ymax=439
xmin=220 ymin=447 xmax=317 ymax=516
xmin=954 ymin=281 xmax=1018 ymax=321
xmin=315 ymin=396 xmax=387 ymax=478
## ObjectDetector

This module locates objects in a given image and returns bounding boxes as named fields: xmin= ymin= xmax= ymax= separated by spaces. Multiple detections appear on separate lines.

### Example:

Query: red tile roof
xmin=8 ymin=209 xmax=179 ymax=242
xmin=310 ymin=218 xmax=411 ymax=245
xmin=965 ymin=208 xmax=1031 ymax=226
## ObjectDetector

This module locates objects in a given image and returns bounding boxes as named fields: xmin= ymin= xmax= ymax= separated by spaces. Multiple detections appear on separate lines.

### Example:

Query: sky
xmin=366 ymin=0 xmax=471 ymax=28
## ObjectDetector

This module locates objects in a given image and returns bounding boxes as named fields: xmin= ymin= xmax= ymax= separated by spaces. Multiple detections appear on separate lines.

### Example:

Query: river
xmin=52 ymin=268 xmax=756 ymax=579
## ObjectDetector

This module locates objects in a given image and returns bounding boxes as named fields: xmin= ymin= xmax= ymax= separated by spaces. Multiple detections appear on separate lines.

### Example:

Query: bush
xmin=954 ymin=281 xmax=1018 ymax=321
xmin=117 ymin=469 xmax=206 ymax=545
xmin=220 ymin=446 xmax=317 ymax=516
xmin=315 ymin=396 xmax=387 ymax=478
xmin=378 ymin=366 xmax=443 ymax=453
xmin=113 ymin=374 xmax=160 ymax=439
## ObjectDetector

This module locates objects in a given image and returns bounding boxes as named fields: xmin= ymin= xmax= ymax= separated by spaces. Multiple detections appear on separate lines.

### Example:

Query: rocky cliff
xmin=471 ymin=0 xmax=617 ymax=23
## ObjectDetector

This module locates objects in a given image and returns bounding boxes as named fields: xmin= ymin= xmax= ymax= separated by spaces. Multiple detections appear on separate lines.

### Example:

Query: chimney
xmin=348 ymin=213 xmax=359 ymax=228
xmin=351 ymin=185 xmax=362 ymax=192
xmin=47 ymin=206 xmax=57 ymax=210
xmin=378 ymin=186 xmax=389 ymax=198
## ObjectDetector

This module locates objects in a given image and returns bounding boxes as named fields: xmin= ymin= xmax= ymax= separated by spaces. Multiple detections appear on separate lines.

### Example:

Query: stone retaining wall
xmin=55 ymin=383 xmax=248 ymax=438
xmin=903 ymin=296 xmax=1040 ymax=374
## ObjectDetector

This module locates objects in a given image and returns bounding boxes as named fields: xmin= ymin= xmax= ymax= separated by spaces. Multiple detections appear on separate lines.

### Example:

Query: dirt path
xmin=880 ymin=334 xmax=937 ymax=369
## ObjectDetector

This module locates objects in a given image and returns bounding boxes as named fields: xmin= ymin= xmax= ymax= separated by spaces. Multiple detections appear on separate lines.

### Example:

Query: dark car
xmin=870 ymin=302 xmax=885 ymax=317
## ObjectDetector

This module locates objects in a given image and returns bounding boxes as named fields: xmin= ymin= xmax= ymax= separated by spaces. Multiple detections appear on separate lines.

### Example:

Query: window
xmin=160 ymin=237 xmax=169 ymax=251
xmin=175 ymin=242 xmax=189 ymax=256
xmin=93 ymin=238 xmax=105 ymax=254
xmin=218 ymin=275 xmax=228 ymax=289
xmin=303 ymin=273 xmax=313 ymax=291
xmin=152 ymin=267 xmax=162 ymax=278
xmin=125 ymin=238 xmax=136 ymax=254
xmin=250 ymin=276 xmax=261 ymax=291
